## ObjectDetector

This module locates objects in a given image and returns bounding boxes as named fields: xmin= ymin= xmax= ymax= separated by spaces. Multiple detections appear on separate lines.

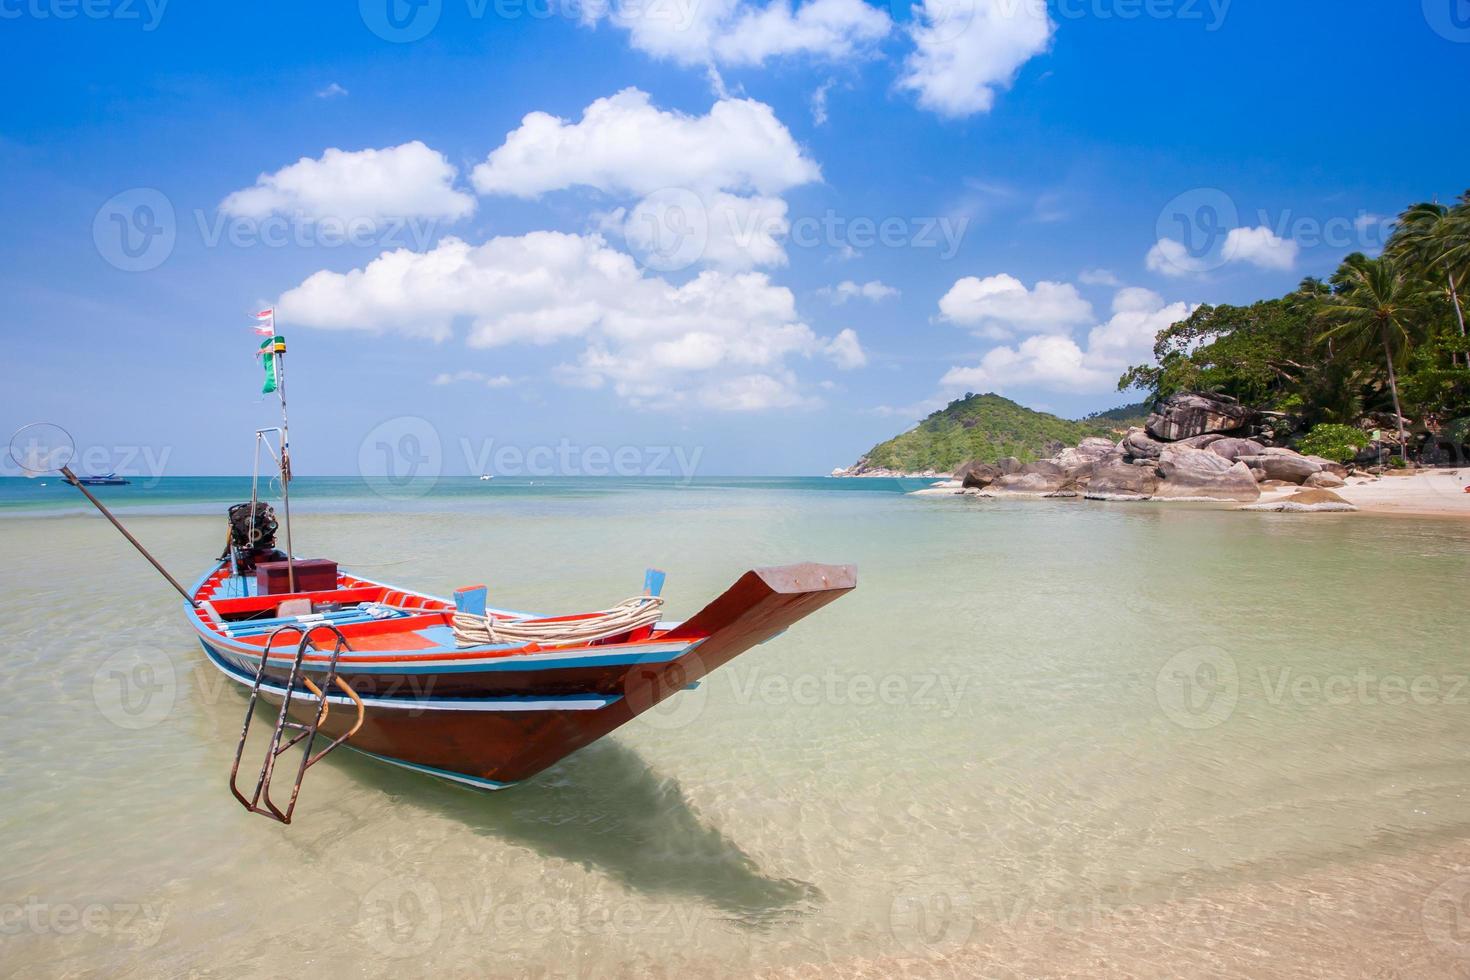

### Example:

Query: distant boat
xmin=479 ymin=473 xmax=494 ymax=481
xmin=76 ymin=473 xmax=130 ymax=486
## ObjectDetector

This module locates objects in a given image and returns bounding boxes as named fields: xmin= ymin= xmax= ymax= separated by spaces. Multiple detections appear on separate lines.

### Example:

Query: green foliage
xmin=1297 ymin=424 xmax=1367 ymax=463
xmin=861 ymin=393 xmax=1119 ymax=472
xmin=1117 ymin=190 xmax=1470 ymax=456
xmin=1084 ymin=401 xmax=1151 ymax=426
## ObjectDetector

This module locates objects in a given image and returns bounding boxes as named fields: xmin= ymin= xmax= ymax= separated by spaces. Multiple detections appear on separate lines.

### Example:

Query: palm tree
xmin=1389 ymin=200 xmax=1466 ymax=366
xmin=1318 ymin=256 xmax=1427 ymax=460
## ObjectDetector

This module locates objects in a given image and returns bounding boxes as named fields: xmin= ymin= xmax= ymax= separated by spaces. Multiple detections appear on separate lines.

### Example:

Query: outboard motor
xmin=220 ymin=501 xmax=287 ymax=571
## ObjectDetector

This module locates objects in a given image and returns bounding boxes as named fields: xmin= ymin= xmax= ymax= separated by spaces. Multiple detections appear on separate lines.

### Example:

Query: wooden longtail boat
xmin=11 ymin=335 xmax=855 ymax=824
xmin=189 ymin=560 xmax=855 ymax=794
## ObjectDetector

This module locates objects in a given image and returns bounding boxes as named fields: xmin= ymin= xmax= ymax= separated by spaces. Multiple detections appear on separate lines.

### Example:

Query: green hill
xmin=857 ymin=393 xmax=1134 ymax=472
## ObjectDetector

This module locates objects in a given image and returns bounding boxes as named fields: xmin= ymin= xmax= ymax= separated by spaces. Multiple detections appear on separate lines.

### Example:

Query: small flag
xmin=253 ymin=308 xmax=276 ymax=334
xmin=258 ymin=335 xmax=285 ymax=394
xmin=255 ymin=308 xmax=275 ymax=321
xmin=252 ymin=324 xmax=273 ymax=336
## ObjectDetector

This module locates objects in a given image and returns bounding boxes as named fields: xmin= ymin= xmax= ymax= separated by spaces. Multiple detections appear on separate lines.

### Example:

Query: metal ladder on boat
xmin=229 ymin=622 xmax=366 ymax=824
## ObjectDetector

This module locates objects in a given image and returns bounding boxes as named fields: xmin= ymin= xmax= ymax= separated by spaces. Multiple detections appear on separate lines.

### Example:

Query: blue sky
xmin=2 ymin=0 xmax=1467 ymax=477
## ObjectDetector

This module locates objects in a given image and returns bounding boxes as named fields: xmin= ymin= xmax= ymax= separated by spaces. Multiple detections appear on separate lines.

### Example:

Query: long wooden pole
xmin=61 ymin=465 xmax=197 ymax=606
xmin=273 ymin=322 xmax=296 ymax=594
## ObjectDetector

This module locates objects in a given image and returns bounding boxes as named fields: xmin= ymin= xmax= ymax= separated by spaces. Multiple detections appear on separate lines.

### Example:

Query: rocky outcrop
xmin=1121 ymin=427 xmax=1167 ymax=460
xmin=955 ymin=460 xmax=1001 ymax=489
xmin=1302 ymin=471 xmax=1346 ymax=489
xmin=996 ymin=456 xmax=1022 ymax=475
xmin=995 ymin=460 xmax=1069 ymax=493
xmin=1154 ymin=446 xmax=1261 ymax=501
xmin=1145 ymin=393 xmax=1253 ymax=442
xmin=1207 ymin=438 xmax=1265 ymax=462
xmin=1084 ymin=459 xmax=1160 ymax=499
xmin=1237 ymin=453 xmax=1321 ymax=485
xmin=1302 ymin=455 xmax=1348 ymax=478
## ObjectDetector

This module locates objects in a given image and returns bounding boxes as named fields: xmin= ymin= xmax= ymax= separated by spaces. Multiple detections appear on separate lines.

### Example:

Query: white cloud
xmin=472 ymin=89 xmax=818 ymax=270
xmin=580 ymin=0 xmax=891 ymax=69
xmin=220 ymin=141 xmax=475 ymax=223
xmin=937 ymin=273 xmax=1093 ymax=338
xmin=471 ymin=89 xmax=819 ymax=198
xmin=315 ymin=82 xmax=349 ymax=99
xmin=811 ymin=78 xmax=834 ymax=125
xmin=1078 ymin=268 xmax=1121 ymax=287
xmin=432 ymin=370 xmax=514 ymax=388
xmin=822 ymin=279 xmax=899 ymax=304
xmin=940 ymin=287 xmax=1194 ymax=393
xmin=278 ymin=231 xmax=837 ymax=411
xmin=1223 ymin=225 xmax=1299 ymax=270
xmin=823 ymin=328 xmax=867 ymax=368
xmin=1147 ymin=225 xmax=1300 ymax=278
xmin=899 ymin=0 xmax=1054 ymax=117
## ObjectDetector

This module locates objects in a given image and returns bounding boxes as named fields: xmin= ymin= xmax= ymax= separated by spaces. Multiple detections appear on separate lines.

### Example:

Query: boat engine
xmin=220 ymin=501 xmax=287 ymax=571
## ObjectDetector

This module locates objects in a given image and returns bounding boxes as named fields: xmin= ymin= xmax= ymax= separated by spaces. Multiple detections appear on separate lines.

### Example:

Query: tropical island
xmin=837 ymin=194 xmax=1470 ymax=516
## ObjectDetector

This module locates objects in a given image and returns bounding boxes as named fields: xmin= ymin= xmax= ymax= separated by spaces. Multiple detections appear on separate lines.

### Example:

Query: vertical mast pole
xmin=273 ymin=316 xmax=296 ymax=593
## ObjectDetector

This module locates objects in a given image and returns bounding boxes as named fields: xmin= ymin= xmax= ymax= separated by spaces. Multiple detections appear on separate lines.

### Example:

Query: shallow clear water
xmin=2 ymin=480 xmax=1469 ymax=977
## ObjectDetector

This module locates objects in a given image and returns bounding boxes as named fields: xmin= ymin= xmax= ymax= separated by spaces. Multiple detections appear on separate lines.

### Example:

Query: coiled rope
xmin=450 ymin=595 xmax=665 ymax=648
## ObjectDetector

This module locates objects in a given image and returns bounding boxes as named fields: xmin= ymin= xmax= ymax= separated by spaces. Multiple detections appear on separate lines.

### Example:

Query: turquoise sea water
xmin=2 ymin=477 xmax=1470 ymax=976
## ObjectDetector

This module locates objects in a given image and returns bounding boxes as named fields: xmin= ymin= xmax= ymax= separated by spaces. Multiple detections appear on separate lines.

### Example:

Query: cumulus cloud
xmin=471 ymin=89 xmax=819 ymax=198
xmin=472 ymin=89 xmax=818 ymax=270
xmin=220 ymin=141 xmax=475 ymax=223
xmin=940 ymin=287 xmax=1194 ymax=393
xmin=822 ymin=279 xmax=899 ymax=304
xmin=937 ymin=273 xmax=1093 ymax=338
xmin=899 ymin=0 xmax=1054 ymax=117
xmin=579 ymin=0 xmax=891 ymax=69
xmin=1147 ymin=225 xmax=1300 ymax=278
xmin=823 ymin=328 xmax=867 ymax=368
xmin=1078 ymin=268 xmax=1121 ymax=287
xmin=278 ymin=231 xmax=839 ymax=411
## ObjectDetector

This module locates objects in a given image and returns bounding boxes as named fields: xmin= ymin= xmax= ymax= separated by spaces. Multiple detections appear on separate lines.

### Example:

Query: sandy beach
xmin=915 ymin=468 xmax=1470 ymax=519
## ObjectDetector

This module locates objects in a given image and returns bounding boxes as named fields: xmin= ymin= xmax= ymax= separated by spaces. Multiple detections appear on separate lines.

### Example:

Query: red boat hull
xmin=206 ymin=563 xmax=855 ymax=788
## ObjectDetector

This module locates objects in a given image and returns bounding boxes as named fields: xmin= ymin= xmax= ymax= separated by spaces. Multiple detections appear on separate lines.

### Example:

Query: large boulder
xmin=1302 ymin=470 xmax=1346 ymax=489
xmin=1145 ymin=392 xmax=1253 ymax=442
xmin=1237 ymin=452 xmax=1321 ymax=485
xmin=1077 ymin=437 xmax=1119 ymax=456
xmin=1177 ymin=433 xmax=1227 ymax=449
xmin=955 ymin=460 xmax=1000 ymax=489
xmin=1208 ymin=437 xmax=1265 ymax=462
xmin=1154 ymin=446 xmax=1261 ymax=501
xmin=1084 ymin=460 xmax=1160 ymax=500
xmin=995 ymin=460 xmax=1068 ymax=493
xmin=1121 ymin=426 xmax=1167 ymax=460
xmin=1303 ymin=455 xmax=1348 ymax=478
xmin=996 ymin=456 xmax=1023 ymax=475
xmin=1243 ymin=488 xmax=1356 ymax=513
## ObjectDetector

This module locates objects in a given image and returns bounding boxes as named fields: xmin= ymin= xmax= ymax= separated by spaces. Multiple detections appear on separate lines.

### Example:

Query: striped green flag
xmin=258 ymin=336 xmax=284 ymax=394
